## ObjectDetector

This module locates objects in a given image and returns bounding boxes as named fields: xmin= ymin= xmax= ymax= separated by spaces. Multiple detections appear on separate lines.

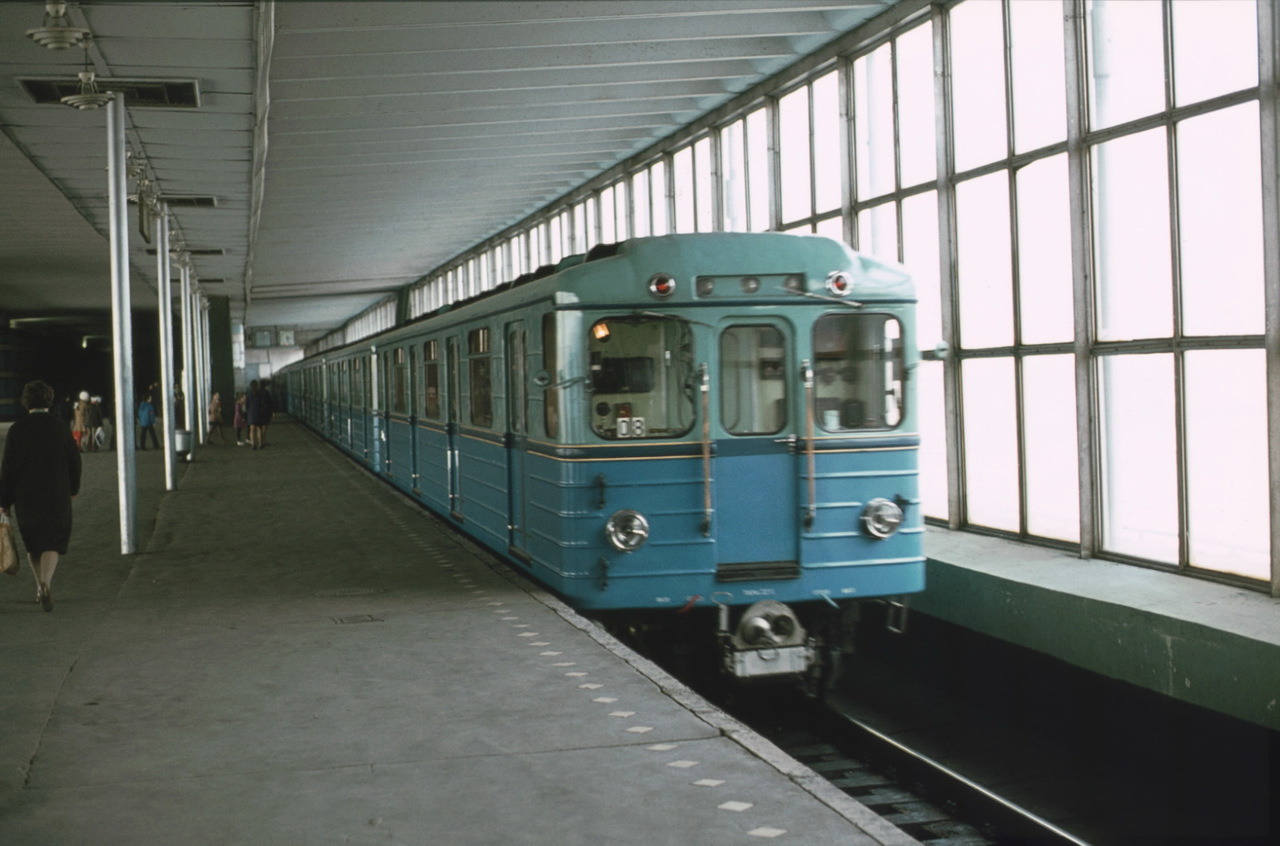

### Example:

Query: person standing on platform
xmin=245 ymin=379 xmax=264 ymax=450
xmin=233 ymin=391 xmax=247 ymax=446
xmin=206 ymin=392 xmax=227 ymax=444
xmin=136 ymin=393 xmax=160 ymax=450
xmin=72 ymin=391 xmax=90 ymax=451
xmin=86 ymin=396 xmax=104 ymax=452
xmin=258 ymin=380 xmax=274 ymax=448
xmin=0 ymin=381 xmax=81 ymax=612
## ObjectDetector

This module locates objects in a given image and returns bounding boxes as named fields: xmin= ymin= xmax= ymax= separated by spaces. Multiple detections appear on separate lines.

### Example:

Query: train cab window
xmin=588 ymin=316 xmax=695 ymax=439
xmin=720 ymin=325 xmax=787 ymax=435
xmin=422 ymin=340 xmax=441 ymax=419
xmin=812 ymin=314 xmax=905 ymax=431
xmin=468 ymin=328 xmax=494 ymax=428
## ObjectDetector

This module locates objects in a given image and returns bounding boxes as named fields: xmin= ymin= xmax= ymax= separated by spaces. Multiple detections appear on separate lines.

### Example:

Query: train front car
xmin=538 ymin=232 xmax=924 ymax=684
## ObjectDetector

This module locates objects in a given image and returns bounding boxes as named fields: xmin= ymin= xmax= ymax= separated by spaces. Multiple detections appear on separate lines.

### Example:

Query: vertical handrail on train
xmin=699 ymin=363 xmax=712 ymax=536
xmin=802 ymin=359 xmax=817 ymax=529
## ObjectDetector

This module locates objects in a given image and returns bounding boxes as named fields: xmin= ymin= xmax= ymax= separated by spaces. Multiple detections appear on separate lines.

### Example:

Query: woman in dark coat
xmin=0 ymin=381 xmax=81 ymax=611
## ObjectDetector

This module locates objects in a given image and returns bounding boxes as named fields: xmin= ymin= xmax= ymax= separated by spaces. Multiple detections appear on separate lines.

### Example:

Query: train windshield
xmin=588 ymin=316 xmax=695 ymax=439
xmin=812 ymin=313 xmax=905 ymax=431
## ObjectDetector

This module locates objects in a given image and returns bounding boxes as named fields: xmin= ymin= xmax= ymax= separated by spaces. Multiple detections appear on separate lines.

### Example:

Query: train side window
xmin=392 ymin=347 xmax=408 ymax=414
xmin=423 ymin=339 xmax=441 ymax=419
xmin=720 ymin=325 xmax=787 ymax=435
xmin=468 ymin=327 xmax=494 ymax=428
xmin=588 ymin=316 xmax=695 ymax=439
xmin=543 ymin=313 xmax=559 ymax=438
xmin=812 ymin=314 xmax=905 ymax=431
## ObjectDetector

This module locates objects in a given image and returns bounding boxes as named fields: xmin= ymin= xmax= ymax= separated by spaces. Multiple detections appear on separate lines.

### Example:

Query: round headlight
xmin=861 ymin=497 xmax=904 ymax=539
xmin=648 ymin=273 xmax=676 ymax=298
xmin=826 ymin=271 xmax=854 ymax=297
xmin=605 ymin=509 xmax=650 ymax=552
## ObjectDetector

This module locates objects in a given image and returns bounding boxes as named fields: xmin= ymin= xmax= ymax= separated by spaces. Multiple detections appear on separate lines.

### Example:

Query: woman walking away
xmin=233 ymin=392 xmax=247 ymax=446
xmin=206 ymin=392 xmax=227 ymax=444
xmin=0 ymin=381 xmax=82 ymax=611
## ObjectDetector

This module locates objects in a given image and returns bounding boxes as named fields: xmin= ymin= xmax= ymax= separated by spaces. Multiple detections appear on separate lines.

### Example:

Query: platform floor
xmin=0 ymin=418 xmax=911 ymax=845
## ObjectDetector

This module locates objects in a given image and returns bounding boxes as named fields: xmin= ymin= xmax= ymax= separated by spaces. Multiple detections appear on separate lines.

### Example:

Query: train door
xmin=445 ymin=335 xmax=463 ymax=520
xmin=713 ymin=321 xmax=799 ymax=571
xmin=505 ymin=321 xmax=529 ymax=557
xmin=370 ymin=349 xmax=384 ymax=472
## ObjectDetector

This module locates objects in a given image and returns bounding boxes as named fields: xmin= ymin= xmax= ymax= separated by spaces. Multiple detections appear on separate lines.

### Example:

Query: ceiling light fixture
xmin=26 ymin=2 xmax=90 ymax=50
xmin=61 ymin=44 xmax=111 ymax=109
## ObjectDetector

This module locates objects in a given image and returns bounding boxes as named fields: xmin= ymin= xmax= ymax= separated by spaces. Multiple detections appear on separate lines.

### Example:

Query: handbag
xmin=0 ymin=513 xmax=19 ymax=577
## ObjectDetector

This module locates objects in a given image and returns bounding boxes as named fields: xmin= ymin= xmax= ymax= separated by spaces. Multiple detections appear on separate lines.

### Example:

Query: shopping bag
xmin=0 ymin=513 xmax=18 ymax=577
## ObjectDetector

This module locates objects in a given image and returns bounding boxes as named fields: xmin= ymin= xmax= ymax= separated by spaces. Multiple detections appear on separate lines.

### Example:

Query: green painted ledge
xmin=914 ymin=527 xmax=1280 ymax=732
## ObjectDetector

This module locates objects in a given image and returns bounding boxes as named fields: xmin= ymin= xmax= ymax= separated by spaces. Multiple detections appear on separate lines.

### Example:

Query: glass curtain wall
xmin=394 ymin=0 xmax=1275 ymax=591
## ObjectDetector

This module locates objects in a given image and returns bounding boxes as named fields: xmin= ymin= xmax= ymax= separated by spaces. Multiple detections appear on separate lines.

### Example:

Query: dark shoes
xmin=37 ymin=583 xmax=52 ymax=612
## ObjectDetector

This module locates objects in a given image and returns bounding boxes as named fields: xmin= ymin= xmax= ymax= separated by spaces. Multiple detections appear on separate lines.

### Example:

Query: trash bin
xmin=175 ymin=429 xmax=192 ymax=455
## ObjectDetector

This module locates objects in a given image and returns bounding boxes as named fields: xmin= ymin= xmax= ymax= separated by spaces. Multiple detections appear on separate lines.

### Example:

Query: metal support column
xmin=155 ymin=204 xmax=178 ymax=490
xmin=107 ymin=93 xmax=136 ymax=554
xmin=1259 ymin=0 xmax=1280 ymax=597
xmin=180 ymin=259 xmax=197 ymax=462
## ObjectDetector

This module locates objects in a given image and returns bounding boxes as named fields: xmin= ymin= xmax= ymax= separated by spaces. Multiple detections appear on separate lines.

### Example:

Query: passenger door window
xmin=720 ymin=325 xmax=788 ymax=435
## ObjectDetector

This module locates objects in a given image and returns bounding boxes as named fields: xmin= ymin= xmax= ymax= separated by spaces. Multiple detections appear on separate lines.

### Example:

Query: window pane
xmin=857 ymin=201 xmax=898 ymax=261
xmin=614 ymin=181 xmax=629 ymax=241
xmin=632 ymin=170 xmax=651 ymax=238
xmin=780 ymin=86 xmax=812 ymax=222
xmin=813 ymin=71 xmax=841 ymax=213
xmin=962 ymin=357 xmax=1018 ymax=531
xmin=1092 ymin=128 xmax=1172 ymax=340
xmin=1185 ymin=349 xmax=1269 ymax=579
xmin=1177 ymin=103 xmax=1265 ymax=336
xmin=1009 ymin=0 xmax=1067 ymax=152
xmin=1022 ymin=354 xmax=1079 ymax=541
xmin=854 ymin=43 xmax=895 ymax=198
xmin=651 ymin=162 xmax=670 ymax=236
xmin=903 ymin=191 xmax=941 ymax=352
xmin=721 ymin=119 xmax=748 ymax=232
xmin=746 ymin=109 xmax=771 ymax=232
xmin=1173 ymin=0 xmax=1258 ymax=106
xmin=950 ymin=0 xmax=1008 ymax=171
xmin=720 ymin=325 xmax=787 ymax=435
xmin=600 ymin=186 xmax=616 ymax=243
xmin=815 ymin=215 xmax=844 ymax=242
xmin=897 ymin=22 xmax=936 ymax=188
xmin=956 ymin=172 xmax=1014 ymax=348
xmin=694 ymin=137 xmax=713 ymax=232
xmin=1087 ymin=0 xmax=1165 ymax=129
xmin=1016 ymin=154 xmax=1074 ymax=344
xmin=917 ymin=359 xmax=947 ymax=520
xmin=673 ymin=148 xmax=694 ymax=233
xmin=1100 ymin=354 xmax=1177 ymax=562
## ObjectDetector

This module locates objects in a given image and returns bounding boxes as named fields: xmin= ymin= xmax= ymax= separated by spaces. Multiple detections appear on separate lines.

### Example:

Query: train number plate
xmin=725 ymin=645 xmax=814 ymax=678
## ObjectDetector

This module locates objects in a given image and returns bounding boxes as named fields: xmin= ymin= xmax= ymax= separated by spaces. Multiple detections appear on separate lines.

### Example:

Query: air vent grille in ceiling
xmin=19 ymin=78 xmax=200 ymax=109
xmin=163 ymin=196 xmax=217 ymax=208
xmin=145 ymin=248 xmax=224 ymax=256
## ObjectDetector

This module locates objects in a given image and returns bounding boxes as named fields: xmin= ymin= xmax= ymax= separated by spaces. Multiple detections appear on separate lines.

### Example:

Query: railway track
xmin=722 ymin=688 xmax=1086 ymax=845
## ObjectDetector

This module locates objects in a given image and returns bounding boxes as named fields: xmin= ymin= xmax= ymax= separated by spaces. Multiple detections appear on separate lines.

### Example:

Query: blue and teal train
xmin=280 ymin=232 xmax=923 ymax=682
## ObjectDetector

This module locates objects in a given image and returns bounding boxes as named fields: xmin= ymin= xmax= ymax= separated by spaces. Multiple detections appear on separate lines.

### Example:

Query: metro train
xmin=279 ymin=232 xmax=924 ymax=684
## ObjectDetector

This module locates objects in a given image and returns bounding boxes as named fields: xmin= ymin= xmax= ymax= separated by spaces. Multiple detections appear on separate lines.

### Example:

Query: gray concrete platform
xmin=0 ymin=419 xmax=912 ymax=845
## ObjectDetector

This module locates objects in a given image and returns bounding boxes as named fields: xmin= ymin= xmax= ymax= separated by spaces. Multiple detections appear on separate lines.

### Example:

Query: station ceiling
xmin=0 ymin=1 xmax=904 ymax=345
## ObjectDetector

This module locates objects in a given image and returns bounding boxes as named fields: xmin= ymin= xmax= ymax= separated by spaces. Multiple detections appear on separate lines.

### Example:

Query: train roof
xmin=301 ymin=232 xmax=913 ymax=362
